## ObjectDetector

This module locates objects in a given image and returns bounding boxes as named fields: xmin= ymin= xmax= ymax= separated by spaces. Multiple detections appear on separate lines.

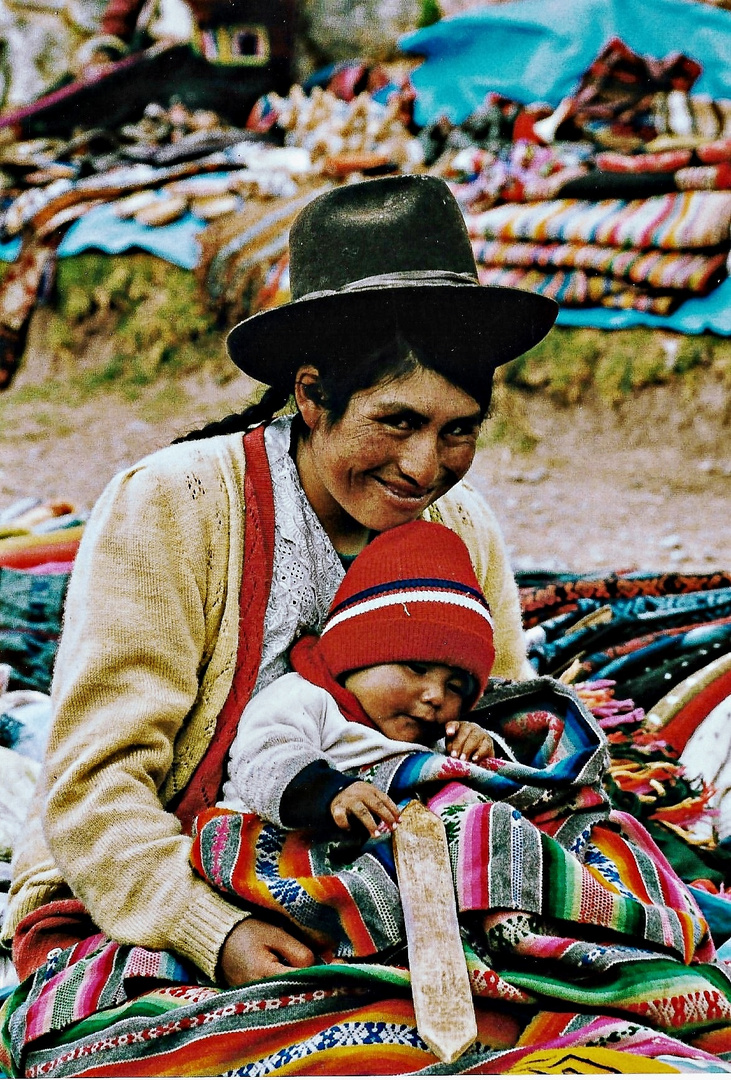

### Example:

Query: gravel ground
xmin=1 ymin=359 xmax=729 ymax=574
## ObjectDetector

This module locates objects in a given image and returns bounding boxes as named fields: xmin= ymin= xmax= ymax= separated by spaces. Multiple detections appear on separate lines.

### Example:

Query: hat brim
xmin=226 ymin=283 xmax=558 ymax=387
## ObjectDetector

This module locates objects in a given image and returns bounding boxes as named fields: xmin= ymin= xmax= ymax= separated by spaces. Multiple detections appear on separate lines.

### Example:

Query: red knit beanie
xmin=318 ymin=520 xmax=495 ymax=702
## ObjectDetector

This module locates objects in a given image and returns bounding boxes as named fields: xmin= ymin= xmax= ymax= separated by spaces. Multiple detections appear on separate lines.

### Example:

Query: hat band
xmin=294 ymin=269 xmax=480 ymax=303
xmin=320 ymin=588 xmax=494 ymax=636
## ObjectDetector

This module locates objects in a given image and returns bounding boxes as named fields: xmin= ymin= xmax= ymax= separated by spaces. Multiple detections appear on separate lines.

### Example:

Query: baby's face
xmin=344 ymin=661 xmax=469 ymax=743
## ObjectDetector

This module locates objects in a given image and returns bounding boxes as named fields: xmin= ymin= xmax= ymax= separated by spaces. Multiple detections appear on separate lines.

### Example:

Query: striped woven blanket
xmin=181 ymin=682 xmax=731 ymax=1039
xmin=465 ymin=191 xmax=731 ymax=311
xmin=465 ymin=192 xmax=731 ymax=250
xmin=477 ymin=265 xmax=677 ymax=313
xmin=473 ymin=240 xmax=726 ymax=293
xmin=5 ymin=692 xmax=731 ymax=1075
xmin=5 ymin=960 xmax=731 ymax=1076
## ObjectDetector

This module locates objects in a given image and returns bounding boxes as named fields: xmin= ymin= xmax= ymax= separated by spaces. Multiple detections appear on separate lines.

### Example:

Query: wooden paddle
xmin=392 ymin=799 xmax=477 ymax=1064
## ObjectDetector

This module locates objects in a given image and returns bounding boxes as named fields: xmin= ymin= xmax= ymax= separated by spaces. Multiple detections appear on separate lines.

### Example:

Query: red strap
xmin=172 ymin=425 xmax=276 ymax=834
xmin=657 ymin=666 xmax=731 ymax=755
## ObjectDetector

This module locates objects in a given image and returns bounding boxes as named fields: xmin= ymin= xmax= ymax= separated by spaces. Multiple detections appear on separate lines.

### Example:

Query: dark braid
xmin=172 ymin=385 xmax=291 ymax=444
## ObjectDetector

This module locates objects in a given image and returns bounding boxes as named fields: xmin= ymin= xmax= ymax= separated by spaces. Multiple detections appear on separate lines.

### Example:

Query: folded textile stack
xmin=433 ymin=37 xmax=731 ymax=315
xmin=0 ymin=497 xmax=84 ymax=693
xmin=467 ymin=191 xmax=731 ymax=314
xmin=519 ymin=568 xmax=731 ymax=899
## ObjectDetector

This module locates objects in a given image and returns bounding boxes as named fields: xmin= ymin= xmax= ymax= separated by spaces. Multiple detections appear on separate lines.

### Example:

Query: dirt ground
xmin=1 ymin=347 xmax=729 ymax=573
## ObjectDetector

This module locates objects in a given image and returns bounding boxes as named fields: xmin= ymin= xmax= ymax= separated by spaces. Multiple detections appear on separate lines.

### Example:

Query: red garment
xmin=171 ymin=424 xmax=275 ymax=834
xmin=289 ymin=633 xmax=377 ymax=728
xmin=13 ymin=900 xmax=98 ymax=982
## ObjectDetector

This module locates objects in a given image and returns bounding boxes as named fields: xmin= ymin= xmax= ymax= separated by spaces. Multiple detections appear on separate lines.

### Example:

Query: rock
xmin=507 ymin=467 xmax=547 ymax=484
xmin=659 ymin=533 xmax=683 ymax=549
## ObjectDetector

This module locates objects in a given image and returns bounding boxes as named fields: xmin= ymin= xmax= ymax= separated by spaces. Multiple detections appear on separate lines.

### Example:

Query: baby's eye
xmin=447 ymin=675 xmax=470 ymax=697
xmin=406 ymin=662 xmax=429 ymax=675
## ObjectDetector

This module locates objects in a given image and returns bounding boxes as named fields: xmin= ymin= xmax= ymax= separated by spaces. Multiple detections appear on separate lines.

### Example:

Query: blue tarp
xmin=401 ymin=0 xmax=731 ymax=127
xmin=56 ymin=201 xmax=206 ymax=270
xmin=0 ymin=205 xmax=203 ymax=268
xmin=556 ymin=278 xmax=731 ymax=335
xmin=402 ymin=0 xmax=731 ymax=335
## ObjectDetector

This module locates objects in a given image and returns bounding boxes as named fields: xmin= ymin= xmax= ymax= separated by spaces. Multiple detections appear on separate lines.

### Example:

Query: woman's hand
xmin=219 ymin=918 xmax=316 ymax=986
xmin=445 ymin=720 xmax=495 ymax=763
xmin=331 ymin=781 xmax=401 ymax=837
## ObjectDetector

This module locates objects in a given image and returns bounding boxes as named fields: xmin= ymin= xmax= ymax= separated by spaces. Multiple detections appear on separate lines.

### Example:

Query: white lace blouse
xmin=220 ymin=415 xmax=346 ymax=803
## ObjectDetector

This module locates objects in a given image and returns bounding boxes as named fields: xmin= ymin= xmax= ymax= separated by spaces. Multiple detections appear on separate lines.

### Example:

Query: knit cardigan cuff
xmin=173 ymin=889 xmax=251 ymax=981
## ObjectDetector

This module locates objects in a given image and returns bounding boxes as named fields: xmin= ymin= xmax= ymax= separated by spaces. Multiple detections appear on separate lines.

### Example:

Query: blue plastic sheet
xmin=401 ymin=0 xmax=731 ymax=127
xmin=0 ymin=237 xmax=21 ymax=262
xmin=555 ymin=278 xmax=731 ymax=335
xmin=57 ymin=201 xmax=206 ymax=270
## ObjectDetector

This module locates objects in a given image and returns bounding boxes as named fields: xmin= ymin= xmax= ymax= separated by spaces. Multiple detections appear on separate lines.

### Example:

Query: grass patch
xmin=501 ymin=326 xmax=723 ymax=407
xmin=8 ymin=254 xmax=731 ymax=432
xmin=46 ymin=252 xmax=229 ymax=390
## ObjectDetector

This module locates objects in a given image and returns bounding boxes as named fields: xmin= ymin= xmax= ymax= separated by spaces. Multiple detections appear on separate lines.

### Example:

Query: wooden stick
xmin=393 ymin=800 xmax=477 ymax=1064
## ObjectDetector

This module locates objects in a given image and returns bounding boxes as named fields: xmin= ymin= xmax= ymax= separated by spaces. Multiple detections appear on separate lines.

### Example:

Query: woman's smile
xmin=369 ymin=474 xmax=433 ymax=507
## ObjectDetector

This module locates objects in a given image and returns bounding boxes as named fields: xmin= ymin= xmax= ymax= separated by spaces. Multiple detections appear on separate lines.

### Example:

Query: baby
xmin=218 ymin=520 xmax=504 ymax=837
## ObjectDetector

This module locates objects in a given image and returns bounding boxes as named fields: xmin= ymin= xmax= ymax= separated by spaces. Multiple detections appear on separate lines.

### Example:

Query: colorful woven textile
xmin=473 ymin=240 xmax=727 ymax=293
xmin=518 ymin=570 xmax=731 ymax=629
xmin=596 ymin=150 xmax=693 ymax=174
xmin=677 ymin=164 xmax=731 ymax=192
xmin=184 ymin=681 xmax=731 ymax=1044
xmin=465 ymin=192 xmax=731 ymax=251
xmin=6 ymin=961 xmax=731 ymax=1077
xmin=558 ymin=37 xmax=702 ymax=145
xmin=478 ymin=266 xmax=676 ymax=313
xmin=4 ymin=692 xmax=731 ymax=1075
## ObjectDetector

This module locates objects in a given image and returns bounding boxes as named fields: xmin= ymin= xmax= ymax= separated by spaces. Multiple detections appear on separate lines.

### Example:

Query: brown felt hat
xmin=226 ymin=174 xmax=558 ymax=385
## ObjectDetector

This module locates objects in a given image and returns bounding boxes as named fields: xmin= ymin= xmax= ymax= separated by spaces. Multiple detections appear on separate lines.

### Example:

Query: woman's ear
xmin=294 ymin=365 xmax=324 ymax=430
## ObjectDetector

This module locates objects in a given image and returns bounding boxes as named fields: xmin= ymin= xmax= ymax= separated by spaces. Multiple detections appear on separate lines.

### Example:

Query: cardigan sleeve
xmin=434 ymin=481 xmax=533 ymax=681
xmin=39 ymin=459 xmax=248 ymax=981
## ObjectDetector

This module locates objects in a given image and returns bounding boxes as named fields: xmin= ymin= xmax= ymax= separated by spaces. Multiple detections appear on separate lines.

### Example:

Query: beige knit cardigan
xmin=3 ymin=431 xmax=531 ymax=980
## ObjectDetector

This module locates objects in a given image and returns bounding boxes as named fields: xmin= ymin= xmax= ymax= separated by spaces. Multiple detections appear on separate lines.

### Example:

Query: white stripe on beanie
xmin=320 ymin=588 xmax=494 ymax=636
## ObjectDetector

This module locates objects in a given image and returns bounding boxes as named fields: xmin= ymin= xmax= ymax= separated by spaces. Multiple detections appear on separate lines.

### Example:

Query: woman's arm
xmin=435 ymin=481 xmax=533 ymax=681
xmin=41 ymin=455 xmax=247 ymax=980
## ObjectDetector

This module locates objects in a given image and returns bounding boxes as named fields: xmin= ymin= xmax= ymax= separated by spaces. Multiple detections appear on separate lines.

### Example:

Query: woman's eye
xmin=383 ymin=416 xmax=416 ymax=431
xmin=407 ymin=662 xmax=428 ymax=675
xmin=444 ymin=422 xmax=479 ymax=439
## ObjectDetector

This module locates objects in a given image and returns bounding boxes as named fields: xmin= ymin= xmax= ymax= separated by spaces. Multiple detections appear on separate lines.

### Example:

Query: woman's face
xmin=295 ymin=364 xmax=483 ymax=547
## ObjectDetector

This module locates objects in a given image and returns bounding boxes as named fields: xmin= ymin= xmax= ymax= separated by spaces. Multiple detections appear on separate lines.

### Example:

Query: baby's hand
xmin=444 ymin=720 xmax=495 ymax=763
xmin=330 ymin=782 xmax=401 ymax=837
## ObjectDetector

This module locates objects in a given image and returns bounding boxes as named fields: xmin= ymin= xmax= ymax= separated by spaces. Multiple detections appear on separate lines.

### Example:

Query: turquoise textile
xmin=401 ymin=0 xmax=731 ymax=126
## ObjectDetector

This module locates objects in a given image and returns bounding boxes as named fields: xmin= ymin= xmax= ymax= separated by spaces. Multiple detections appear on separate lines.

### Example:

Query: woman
xmin=3 ymin=176 xmax=726 ymax=1076
xmin=4 ymin=173 xmax=550 ymax=980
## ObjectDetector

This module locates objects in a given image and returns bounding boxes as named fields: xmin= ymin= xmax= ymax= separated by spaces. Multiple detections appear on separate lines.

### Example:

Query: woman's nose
xmin=398 ymin=433 xmax=440 ymax=488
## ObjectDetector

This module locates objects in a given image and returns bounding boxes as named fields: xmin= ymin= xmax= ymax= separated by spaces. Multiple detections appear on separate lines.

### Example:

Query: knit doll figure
xmin=217 ymin=519 xmax=499 ymax=837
